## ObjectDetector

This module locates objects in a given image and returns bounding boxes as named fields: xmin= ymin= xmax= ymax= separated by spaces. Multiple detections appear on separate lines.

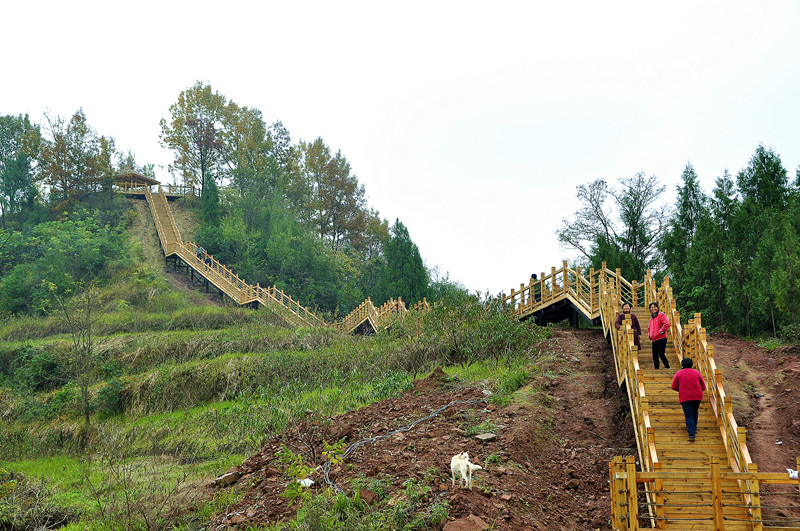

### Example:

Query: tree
xmin=0 ymin=114 xmax=40 ymax=228
xmin=285 ymin=138 xmax=369 ymax=252
xmin=557 ymin=173 xmax=669 ymax=279
xmin=770 ymin=197 xmax=800 ymax=332
xmin=201 ymin=173 xmax=221 ymax=226
xmin=37 ymin=110 xmax=116 ymax=210
xmin=51 ymin=284 xmax=106 ymax=425
xmin=737 ymin=144 xmax=790 ymax=211
xmin=661 ymin=163 xmax=709 ymax=290
xmin=159 ymin=82 xmax=228 ymax=194
xmin=376 ymin=219 xmax=428 ymax=305
xmin=224 ymin=101 xmax=270 ymax=179
xmin=732 ymin=146 xmax=791 ymax=336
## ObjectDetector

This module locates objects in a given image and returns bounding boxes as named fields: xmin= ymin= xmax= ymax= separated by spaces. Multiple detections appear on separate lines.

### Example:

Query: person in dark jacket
xmin=648 ymin=302 xmax=671 ymax=369
xmin=671 ymin=357 xmax=706 ymax=441
xmin=614 ymin=302 xmax=641 ymax=350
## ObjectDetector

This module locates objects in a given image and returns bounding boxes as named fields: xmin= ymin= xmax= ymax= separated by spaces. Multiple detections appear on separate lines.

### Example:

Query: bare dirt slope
xmin=709 ymin=333 xmax=800 ymax=472
xmin=207 ymin=329 xmax=635 ymax=530
xmin=205 ymin=329 xmax=800 ymax=530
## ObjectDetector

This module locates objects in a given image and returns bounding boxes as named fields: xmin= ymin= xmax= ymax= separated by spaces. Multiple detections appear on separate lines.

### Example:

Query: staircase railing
xmin=609 ymin=456 xmax=797 ymax=530
xmin=601 ymin=269 xmax=758 ymax=529
xmin=503 ymin=260 xmax=602 ymax=321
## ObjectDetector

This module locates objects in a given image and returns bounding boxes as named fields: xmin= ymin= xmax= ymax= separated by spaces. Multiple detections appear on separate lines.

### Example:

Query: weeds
xmin=81 ymin=440 xmax=201 ymax=531
xmin=0 ymin=468 xmax=78 ymax=529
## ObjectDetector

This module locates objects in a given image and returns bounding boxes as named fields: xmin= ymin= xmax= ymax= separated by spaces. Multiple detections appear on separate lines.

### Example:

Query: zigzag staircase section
xmin=505 ymin=264 xmax=800 ymax=530
xmin=131 ymin=183 xmax=427 ymax=332
xmin=143 ymin=186 xmax=325 ymax=328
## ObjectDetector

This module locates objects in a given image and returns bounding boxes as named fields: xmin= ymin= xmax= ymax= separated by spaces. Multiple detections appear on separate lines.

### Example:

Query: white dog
xmin=450 ymin=451 xmax=482 ymax=490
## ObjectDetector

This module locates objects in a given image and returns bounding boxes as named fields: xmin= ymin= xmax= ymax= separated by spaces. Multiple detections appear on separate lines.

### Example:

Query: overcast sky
xmin=3 ymin=1 xmax=799 ymax=295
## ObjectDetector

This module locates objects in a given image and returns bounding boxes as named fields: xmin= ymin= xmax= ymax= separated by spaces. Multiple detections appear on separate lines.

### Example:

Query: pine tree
xmin=376 ymin=219 xmax=428 ymax=305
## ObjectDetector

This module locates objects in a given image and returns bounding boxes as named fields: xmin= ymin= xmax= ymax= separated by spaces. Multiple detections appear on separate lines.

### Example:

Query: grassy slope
xmin=0 ymin=197 xmax=542 ymax=530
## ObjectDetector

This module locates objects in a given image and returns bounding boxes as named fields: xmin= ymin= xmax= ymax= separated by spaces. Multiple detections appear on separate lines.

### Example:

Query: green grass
xmin=756 ymin=336 xmax=786 ymax=350
xmin=0 ymin=255 xmax=554 ymax=530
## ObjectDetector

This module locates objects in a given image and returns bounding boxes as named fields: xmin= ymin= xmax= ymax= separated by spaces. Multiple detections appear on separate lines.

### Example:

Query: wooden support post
xmin=626 ymin=455 xmax=639 ymax=530
xmin=632 ymin=280 xmax=638 ymax=308
xmin=796 ymin=456 xmax=800 ymax=489
xmin=610 ymin=457 xmax=625 ymax=530
xmin=710 ymin=457 xmax=724 ymax=530
xmin=615 ymin=268 xmax=622 ymax=304
xmin=562 ymin=259 xmax=569 ymax=291
xmin=750 ymin=462 xmax=763 ymax=531
xmin=653 ymin=461 xmax=665 ymax=529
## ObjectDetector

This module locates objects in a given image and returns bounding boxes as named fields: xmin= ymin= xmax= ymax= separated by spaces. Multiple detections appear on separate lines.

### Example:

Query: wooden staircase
xmin=121 ymin=182 xmax=428 ymax=332
xmin=142 ymin=186 xmax=324 ymax=328
xmin=639 ymin=365 xmax=753 ymax=529
xmin=504 ymin=265 xmax=800 ymax=529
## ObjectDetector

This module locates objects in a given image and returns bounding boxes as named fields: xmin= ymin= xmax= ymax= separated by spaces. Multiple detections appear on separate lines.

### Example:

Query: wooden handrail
xmin=610 ymin=457 xmax=796 ymax=529
xmin=599 ymin=268 xmax=760 ymax=529
xmin=114 ymin=182 xmax=198 ymax=198
xmin=338 ymin=296 xmax=429 ymax=334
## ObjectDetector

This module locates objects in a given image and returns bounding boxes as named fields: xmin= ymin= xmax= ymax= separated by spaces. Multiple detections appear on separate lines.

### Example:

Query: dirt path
xmin=709 ymin=333 xmax=800 ymax=472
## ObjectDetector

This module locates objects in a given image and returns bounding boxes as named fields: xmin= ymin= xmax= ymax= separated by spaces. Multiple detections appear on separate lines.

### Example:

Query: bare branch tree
xmin=557 ymin=173 xmax=670 ymax=277
xmin=50 ymin=282 xmax=110 ymax=426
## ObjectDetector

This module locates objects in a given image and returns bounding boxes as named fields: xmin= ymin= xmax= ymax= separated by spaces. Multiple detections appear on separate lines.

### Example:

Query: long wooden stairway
xmin=126 ymin=182 xmax=427 ymax=333
xmin=143 ymin=186 xmax=325 ymax=327
xmin=609 ymin=287 xmax=799 ymax=529
xmin=504 ymin=265 xmax=800 ymax=529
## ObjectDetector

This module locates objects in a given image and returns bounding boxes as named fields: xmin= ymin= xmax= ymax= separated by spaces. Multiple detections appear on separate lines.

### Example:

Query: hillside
xmin=206 ymin=329 xmax=800 ymax=530
xmin=2 ymin=197 xmax=800 ymax=530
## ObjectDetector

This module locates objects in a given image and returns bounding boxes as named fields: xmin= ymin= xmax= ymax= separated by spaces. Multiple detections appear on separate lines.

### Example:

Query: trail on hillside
xmin=710 ymin=333 xmax=800 ymax=471
xmin=202 ymin=329 xmax=800 ymax=530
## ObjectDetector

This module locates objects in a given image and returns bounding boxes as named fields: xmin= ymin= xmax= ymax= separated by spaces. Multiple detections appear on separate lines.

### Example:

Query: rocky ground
xmin=201 ymin=328 xmax=800 ymax=530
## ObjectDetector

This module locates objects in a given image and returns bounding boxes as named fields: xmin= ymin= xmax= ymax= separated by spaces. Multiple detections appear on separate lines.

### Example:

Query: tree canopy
xmin=557 ymin=172 xmax=669 ymax=279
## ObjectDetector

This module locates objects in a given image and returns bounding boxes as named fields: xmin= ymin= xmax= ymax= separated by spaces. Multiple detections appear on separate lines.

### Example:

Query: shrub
xmin=48 ymin=383 xmax=79 ymax=419
xmin=96 ymin=378 xmax=124 ymax=416
xmin=389 ymin=292 xmax=549 ymax=372
xmin=12 ymin=347 xmax=70 ymax=392
xmin=0 ymin=468 xmax=78 ymax=529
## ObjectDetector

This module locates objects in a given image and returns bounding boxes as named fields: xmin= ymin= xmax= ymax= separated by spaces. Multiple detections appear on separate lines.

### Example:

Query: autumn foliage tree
xmin=285 ymin=138 xmax=368 ymax=252
xmin=37 ymin=110 xmax=117 ymax=210
xmin=159 ymin=82 xmax=227 ymax=194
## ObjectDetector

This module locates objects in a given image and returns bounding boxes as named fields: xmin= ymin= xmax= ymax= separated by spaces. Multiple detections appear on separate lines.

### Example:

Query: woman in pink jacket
xmin=671 ymin=357 xmax=706 ymax=441
xmin=648 ymin=302 xmax=671 ymax=369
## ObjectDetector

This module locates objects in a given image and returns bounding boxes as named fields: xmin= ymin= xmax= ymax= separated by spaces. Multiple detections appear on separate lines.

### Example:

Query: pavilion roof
xmin=114 ymin=171 xmax=160 ymax=186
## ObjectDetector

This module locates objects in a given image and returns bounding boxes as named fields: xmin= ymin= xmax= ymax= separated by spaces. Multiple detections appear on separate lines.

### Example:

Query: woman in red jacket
xmin=671 ymin=357 xmax=706 ymax=441
xmin=648 ymin=302 xmax=671 ymax=369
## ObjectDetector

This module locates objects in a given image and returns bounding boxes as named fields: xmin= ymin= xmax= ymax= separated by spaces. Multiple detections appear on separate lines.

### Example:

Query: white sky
xmin=2 ymin=1 xmax=799 ymax=295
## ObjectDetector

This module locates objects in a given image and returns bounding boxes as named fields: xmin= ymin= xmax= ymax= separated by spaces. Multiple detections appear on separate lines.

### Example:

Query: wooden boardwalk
xmin=116 ymin=178 xmax=426 ymax=333
xmin=504 ymin=265 xmax=800 ymax=530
